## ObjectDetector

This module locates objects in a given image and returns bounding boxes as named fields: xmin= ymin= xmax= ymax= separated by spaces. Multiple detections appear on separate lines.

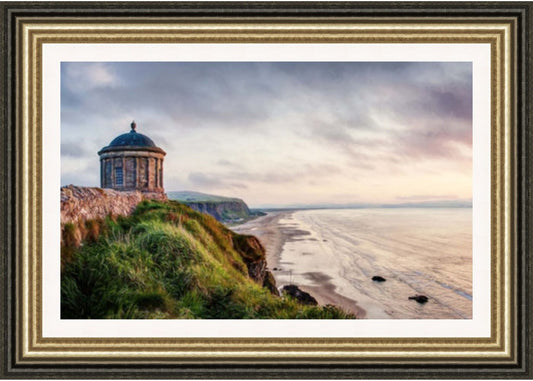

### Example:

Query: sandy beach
xmin=232 ymin=208 xmax=472 ymax=320
xmin=231 ymin=211 xmax=368 ymax=318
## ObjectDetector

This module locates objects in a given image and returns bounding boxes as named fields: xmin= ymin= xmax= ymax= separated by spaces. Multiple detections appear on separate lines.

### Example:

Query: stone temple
xmin=98 ymin=121 xmax=166 ymax=193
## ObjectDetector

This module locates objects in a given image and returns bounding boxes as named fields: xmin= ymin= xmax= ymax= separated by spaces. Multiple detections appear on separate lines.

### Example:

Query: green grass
xmin=61 ymin=200 xmax=356 ymax=319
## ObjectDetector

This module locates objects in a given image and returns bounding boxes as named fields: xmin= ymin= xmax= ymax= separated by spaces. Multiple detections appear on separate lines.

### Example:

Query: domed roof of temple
xmin=99 ymin=121 xmax=165 ymax=155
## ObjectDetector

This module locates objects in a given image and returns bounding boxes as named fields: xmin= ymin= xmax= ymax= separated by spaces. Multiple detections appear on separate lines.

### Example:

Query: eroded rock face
xmin=61 ymin=185 xmax=167 ymax=224
xmin=231 ymin=234 xmax=278 ymax=295
xmin=232 ymin=235 xmax=267 ymax=282
xmin=262 ymin=271 xmax=280 ymax=296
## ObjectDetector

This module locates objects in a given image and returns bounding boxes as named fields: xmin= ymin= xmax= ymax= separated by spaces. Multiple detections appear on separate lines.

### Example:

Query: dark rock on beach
xmin=409 ymin=295 xmax=429 ymax=304
xmin=281 ymin=285 xmax=318 ymax=306
xmin=372 ymin=276 xmax=386 ymax=282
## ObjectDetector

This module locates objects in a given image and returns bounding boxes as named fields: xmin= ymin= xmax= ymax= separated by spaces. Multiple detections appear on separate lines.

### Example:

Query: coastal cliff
xmin=184 ymin=200 xmax=251 ymax=222
xmin=167 ymin=191 xmax=262 ymax=223
xmin=60 ymin=187 xmax=355 ymax=319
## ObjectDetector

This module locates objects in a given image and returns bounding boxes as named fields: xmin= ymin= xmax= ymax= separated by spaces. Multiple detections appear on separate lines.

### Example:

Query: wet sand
xmin=299 ymin=272 xmax=367 ymax=318
xmin=231 ymin=211 xmax=367 ymax=318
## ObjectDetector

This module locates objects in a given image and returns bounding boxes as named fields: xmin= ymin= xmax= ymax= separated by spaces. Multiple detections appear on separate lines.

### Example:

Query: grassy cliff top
xmin=167 ymin=190 xmax=242 ymax=203
xmin=61 ymin=200 xmax=355 ymax=319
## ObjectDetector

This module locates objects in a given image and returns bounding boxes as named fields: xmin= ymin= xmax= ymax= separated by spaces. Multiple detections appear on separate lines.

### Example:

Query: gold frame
xmin=15 ymin=17 xmax=515 ymax=367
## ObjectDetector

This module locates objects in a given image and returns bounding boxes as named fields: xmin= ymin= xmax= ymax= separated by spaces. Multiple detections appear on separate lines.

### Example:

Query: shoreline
xmin=233 ymin=208 xmax=472 ymax=320
xmin=231 ymin=211 xmax=367 ymax=318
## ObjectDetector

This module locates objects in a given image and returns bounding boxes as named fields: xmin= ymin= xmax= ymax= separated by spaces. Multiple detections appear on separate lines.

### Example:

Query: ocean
xmin=238 ymin=208 xmax=472 ymax=319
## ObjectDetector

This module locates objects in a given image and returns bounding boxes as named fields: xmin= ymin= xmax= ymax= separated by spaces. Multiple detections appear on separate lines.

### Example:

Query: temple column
xmin=104 ymin=160 xmax=107 ymax=187
xmin=136 ymin=157 xmax=140 ymax=189
xmin=150 ymin=158 xmax=154 ymax=190
xmin=111 ymin=158 xmax=115 ymax=188
xmin=145 ymin=158 xmax=148 ymax=189
xmin=155 ymin=159 xmax=159 ymax=190
xmin=159 ymin=159 xmax=163 ymax=189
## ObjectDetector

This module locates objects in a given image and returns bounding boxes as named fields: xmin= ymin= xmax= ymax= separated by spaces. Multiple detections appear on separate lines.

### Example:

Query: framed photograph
xmin=1 ymin=1 xmax=531 ymax=378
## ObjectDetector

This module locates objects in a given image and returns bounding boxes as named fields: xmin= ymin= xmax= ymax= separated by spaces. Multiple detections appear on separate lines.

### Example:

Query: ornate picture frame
xmin=0 ymin=1 xmax=530 ymax=378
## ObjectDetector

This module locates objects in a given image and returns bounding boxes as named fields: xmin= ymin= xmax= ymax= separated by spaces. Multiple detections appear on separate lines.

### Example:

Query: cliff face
xmin=231 ymin=234 xmax=278 ymax=295
xmin=61 ymin=185 xmax=167 ymax=224
xmin=184 ymin=200 xmax=251 ymax=222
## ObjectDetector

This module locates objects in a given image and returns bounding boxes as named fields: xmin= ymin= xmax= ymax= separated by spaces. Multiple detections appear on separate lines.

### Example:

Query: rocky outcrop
xmin=281 ymin=285 xmax=318 ymax=306
xmin=61 ymin=185 xmax=167 ymax=224
xmin=231 ymin=233 xmax=278 ymax=295
xmin=409 ymin=295 xmax=429 ymax=304
xmin=262 ymin=271 xmax=279 ymax=296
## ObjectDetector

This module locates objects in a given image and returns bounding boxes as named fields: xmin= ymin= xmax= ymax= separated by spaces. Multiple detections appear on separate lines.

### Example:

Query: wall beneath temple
xmin=61 ymin=185 xmax=167 ymax=225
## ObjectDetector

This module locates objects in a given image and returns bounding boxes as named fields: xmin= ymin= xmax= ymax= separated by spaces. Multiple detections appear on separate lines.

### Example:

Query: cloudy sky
xmin=61 ymin=62 xmax=472 ymax=208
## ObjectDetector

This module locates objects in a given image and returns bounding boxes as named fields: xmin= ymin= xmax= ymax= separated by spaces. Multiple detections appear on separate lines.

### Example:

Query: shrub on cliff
xmin=61 ymin=200 xmax=356 ymax=319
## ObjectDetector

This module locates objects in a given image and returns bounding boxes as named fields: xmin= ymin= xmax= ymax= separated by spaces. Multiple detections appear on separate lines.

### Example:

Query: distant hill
xmin=381 ymin=200 xmax=472 ymax=208
xmin=256 ymin=199 xmax=472 ymax=210
xmin=167 ymin=191 xmax=264 ymax=223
